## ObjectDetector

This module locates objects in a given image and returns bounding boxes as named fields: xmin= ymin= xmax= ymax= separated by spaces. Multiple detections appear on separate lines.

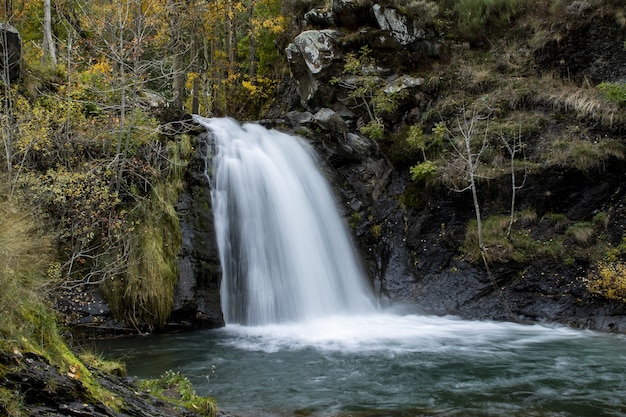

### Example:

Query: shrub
xmin=410 ymin=160 xmax=438 ymax=182
xmin=359 ymin=120 xmax=385 ymax=140
xmin=587 ymin=261 xmax=626 ymax=302
xmin=598 ymin=82 xmax=626 ymax=108
xmin=0 ymin=181 xmax=121 ymax=413
xmin=446 ymin=0 xmax=529 ymax=41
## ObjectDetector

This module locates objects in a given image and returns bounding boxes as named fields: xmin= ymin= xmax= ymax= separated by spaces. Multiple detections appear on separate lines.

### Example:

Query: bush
xmin=445 ymin=0 xmax=529 ymax=40
xmin=587 ymin=261 xmax=626 ymax=302
xmin=410 ymin=160 xmax=438 ymax=182
xmin=598 ymin=82 xmax=626 ymax=108
xmin=359 ymin=120 xmax=385 ymax=140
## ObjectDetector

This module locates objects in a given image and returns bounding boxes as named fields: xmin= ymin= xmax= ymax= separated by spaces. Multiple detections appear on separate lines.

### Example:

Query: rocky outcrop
xmin=0 ymin=23 xmax=21 ymax=82
xmin=282 ymin=107 xmax=626 ymax=333
xmin=286 ymin=2 xmax=444 ymax=110
xmin=172 ymin=132 xmax=225 ymax=329
xmin=285 ymin=30 xmax=344 ymax=107
xmin=0 ymin=350 xmax=227 ymax=417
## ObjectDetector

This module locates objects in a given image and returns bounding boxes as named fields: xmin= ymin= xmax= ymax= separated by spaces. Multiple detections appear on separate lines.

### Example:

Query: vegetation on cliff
xmin=320 ymin=0 xmax=626 ymax=307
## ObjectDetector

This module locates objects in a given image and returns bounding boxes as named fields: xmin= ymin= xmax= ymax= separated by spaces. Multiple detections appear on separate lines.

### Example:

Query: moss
xmin=100 ymin=180 xmax=182 ymax=329
xmin=349 ymin=212 xmax=363 ymax=229
xmin=401 ymin=182 xmax=425 ymax=209
xmin=139 ymin=370 xmax=217 ymax=417
xmin=100 ymin=137 xmax=190 ymax=330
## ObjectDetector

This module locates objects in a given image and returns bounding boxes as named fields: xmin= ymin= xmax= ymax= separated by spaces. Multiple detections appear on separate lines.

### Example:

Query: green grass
xmin=444 ymin=0 xmax=530 ymax=41
xmin=139 ymin=370 xmax=217 ymax=417
xmin=460 ymin=210 xmax=610 ymax=265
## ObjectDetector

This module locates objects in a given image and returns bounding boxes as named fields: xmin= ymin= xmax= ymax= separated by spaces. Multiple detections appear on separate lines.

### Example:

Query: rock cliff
xmin=272 ymin=0 xmax=626 ymax=332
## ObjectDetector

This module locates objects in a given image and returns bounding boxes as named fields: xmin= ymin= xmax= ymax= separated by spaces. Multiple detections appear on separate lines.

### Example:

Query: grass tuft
xmin=139 ymin=370 xmax=218 ymax=417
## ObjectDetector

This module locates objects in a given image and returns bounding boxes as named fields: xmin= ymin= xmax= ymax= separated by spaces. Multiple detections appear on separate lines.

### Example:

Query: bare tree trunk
xmin=456 ymin=113 xmax=485 ymax=253
xmin=501 ymin=130 xmax=527 ymax=239
xmin=42 ymin=0 xmax=57 ymax=67
xmin=115 ymin=0 xmax=126 ymax=191
xmin=168 ymin=0 xmax=186 ymax=113
xmin=248 ymin=0 xmax=256 ymax=78
xmin=3 ymin=0 xmax=12 ymax=19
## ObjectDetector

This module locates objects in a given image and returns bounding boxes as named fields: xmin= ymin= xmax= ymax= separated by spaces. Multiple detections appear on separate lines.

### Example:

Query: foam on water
xmin=217 ymin=313 xmax=590 ymax=354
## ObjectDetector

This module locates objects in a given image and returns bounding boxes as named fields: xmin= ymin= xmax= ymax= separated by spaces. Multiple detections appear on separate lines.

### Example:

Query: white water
xmin=194 ymin=117 xmax=374 ymax=325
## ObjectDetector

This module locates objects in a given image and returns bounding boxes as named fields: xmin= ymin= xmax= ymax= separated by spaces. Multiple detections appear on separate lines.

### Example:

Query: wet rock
xmin=0 ymin=351 xmax=223 ymax=417
xmin=172 ymin=132 xmax=225 ymax=329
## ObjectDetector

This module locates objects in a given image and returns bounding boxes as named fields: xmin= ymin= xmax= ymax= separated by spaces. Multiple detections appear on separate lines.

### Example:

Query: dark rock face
xmin=172 ymin=132 xmax=225 ymax=329
xmin=279 ymin=104 xmax=626 ymax=333
xmin=534 ymin=15 xmax=626 ymax=83
xmin=0 ymin=23 xmax=21 ymax=83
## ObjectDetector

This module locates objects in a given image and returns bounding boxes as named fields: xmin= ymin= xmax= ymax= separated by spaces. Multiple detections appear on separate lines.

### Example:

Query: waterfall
xmin=194 ymin=117 xmax=375 ymax=325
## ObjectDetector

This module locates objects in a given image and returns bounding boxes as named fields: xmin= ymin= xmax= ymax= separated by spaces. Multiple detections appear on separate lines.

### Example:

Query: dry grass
xmin=566 ymin=222 xmax=596 ymax=246
xmin=0 ymin=182 xmax=51 ymax=339
xmin=527 ymin=75 xmax=626 ymax=129
xmin=540 ymin=133 xmax=625 ymax=171
xmin=101 ymin=180 xmax=182 ymax=330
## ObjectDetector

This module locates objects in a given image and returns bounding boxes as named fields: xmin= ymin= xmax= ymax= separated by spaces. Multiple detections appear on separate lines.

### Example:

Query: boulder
xmin=313 ymin=107 xmax=348 ymax=133
xmin=304 ymin=8 xmax=335 ymax=28
xmin=286 ymin=29 xmax=343 ymax=107
xmin=383 ymin=74 xmax=424 ymax=94
xmin=0 ymin=22 xmax=21 ymax=82
xmin=373 ymin=4 xmax=425 ymax=46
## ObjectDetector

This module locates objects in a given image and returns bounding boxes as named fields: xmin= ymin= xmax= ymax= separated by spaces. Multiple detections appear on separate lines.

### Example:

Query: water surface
xmin=100 ymin=313 xmax=626 ymax=417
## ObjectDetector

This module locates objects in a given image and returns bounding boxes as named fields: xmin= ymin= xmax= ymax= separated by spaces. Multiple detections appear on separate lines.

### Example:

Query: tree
xmin=332 ymin=46 xmax=407 ymax=139
xmin=444 ymin=106 xmax=514 ymax=318
xmin=446 ymin=107 xmax=489 ymax=254
xmin=42 ymin=0 xmax=57 ymax=67
xmin=500 ymin=128 xmax=526 ymax=238
xmin=167 ymin=0 xmax=187 ymax=113
xmin=0 ymin=22 xmax=20 ymax=192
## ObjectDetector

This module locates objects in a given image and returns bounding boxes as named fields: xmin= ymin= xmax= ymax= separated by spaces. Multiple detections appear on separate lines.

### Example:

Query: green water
xmin=99 ymin=313 xmax=626 ymax=417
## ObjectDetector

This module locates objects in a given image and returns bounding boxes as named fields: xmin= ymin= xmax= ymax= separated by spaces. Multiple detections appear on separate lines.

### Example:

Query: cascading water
xmin=193 ymin=116 xmax=374 ymax=325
